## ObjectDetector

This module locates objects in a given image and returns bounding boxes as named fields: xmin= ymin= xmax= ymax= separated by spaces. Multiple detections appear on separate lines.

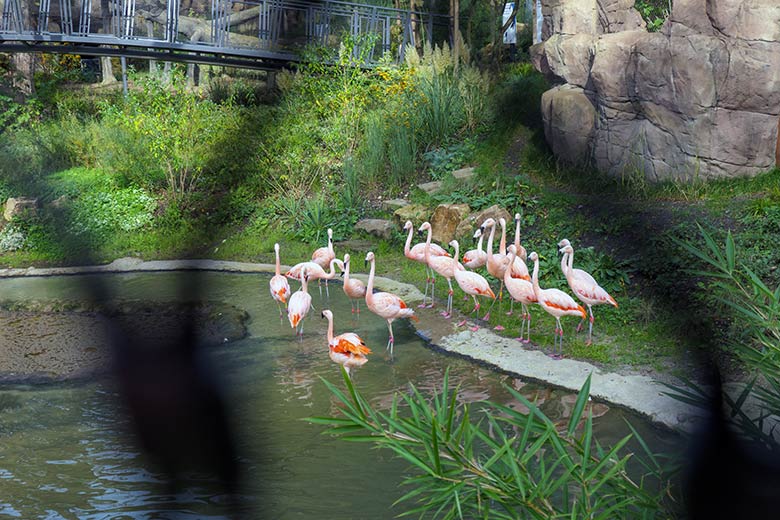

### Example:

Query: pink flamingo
xmin=419 ymin=222 xmax=462 ymax=318
xmin=462 ymin=229 xmax=487 ymax=269
xmin=321 ymin=309 xmax=371 ymax=376
xmin=365 ymin=251 xmax=418 ymax=355
xmin=286 ymin=258 xmax=344 ymax=285
xmin=403 ymin=220 xmax=450 ymax=308
xmin=481 ymin=217 xmax=528 ymax=326
xmin=270 ymin=243 xmax=291 ymax=320
xmin=288 ymin=266 xmax=313 ymax=336
xmin=340 ymin=253 xmax=367 ymax=314
xmin=505 ymin=245 xmax=537 ymax=342
xmin=558 ymin=239 xmax=618 ymax=346
xmin=507 ymin=213 xmax=528 ymax=316
xmin=528 ymin=251 xmax=586 ymax=358
xmin=449 ymin=240 xmax=495 ymax=330
xmin=311 ymin=227 xmax=335 ymax=269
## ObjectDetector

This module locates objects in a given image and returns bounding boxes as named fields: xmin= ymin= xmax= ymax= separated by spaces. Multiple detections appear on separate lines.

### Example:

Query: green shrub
xmin=68 ymin=187 xmax=157 ymax=239
xmin=0 ymin=225 xmax=27 ymax=252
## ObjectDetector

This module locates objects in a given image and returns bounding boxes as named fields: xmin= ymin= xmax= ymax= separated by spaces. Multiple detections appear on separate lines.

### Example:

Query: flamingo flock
xmin=270 ymin=217 xmax=618 ymax=373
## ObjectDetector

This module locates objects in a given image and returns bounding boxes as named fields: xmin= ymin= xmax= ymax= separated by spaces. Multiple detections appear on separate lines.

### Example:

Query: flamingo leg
xmin=507 ymin=299 xmax=514 ymax=316
xmin=523 ymin=304 xmax=532 ymax=344
xmin=428 ymin=276 xmax=436 ymax=308
xmin=484 ymin=280 xmax=505 ymax=321
xmin=419 ymin=267 xmax=430 ymax=308
xmin=441 ymin=279 xmax=454 ymax=318
xmin=386 ymin=321 xmax=395 ymax=357
xmin=586 ymin=305 xmax=594 ymax=346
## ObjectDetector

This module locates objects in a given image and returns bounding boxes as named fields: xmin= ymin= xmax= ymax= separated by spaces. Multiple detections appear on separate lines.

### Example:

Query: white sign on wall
xmin=502 ymin=2 xmax=516 ymax=45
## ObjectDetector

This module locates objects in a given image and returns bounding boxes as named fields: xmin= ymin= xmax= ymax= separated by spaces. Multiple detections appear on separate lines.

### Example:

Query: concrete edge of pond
xmin=0 ymin=257 xmax=704 ymax=432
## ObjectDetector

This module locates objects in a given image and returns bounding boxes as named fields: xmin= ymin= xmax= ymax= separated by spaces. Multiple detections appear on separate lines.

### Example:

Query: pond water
xmin=0 ymin=272 xmax=682 ymax=518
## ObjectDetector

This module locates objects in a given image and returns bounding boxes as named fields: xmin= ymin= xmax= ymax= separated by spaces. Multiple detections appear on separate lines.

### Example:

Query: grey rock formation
xmin=3 ymin=197 xmax=39 ymax=221
xmin=454 ymin=205 xmax=512 ymax=240
xmin=532 ymin=0 xmax=780 ymax=181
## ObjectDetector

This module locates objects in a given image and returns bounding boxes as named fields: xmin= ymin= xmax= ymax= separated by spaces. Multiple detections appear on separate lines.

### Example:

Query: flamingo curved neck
xmin=404 ymin=226 xmax=414 ymax=256
xmin=560 ymin=252 xmax=570 ymax=278
xmin=326 ymin=314 xmax=334 ymax=344
xmin=499 ymin=221 xmax=507 ymax=255
xmin=274 ymin=248 xmax=281 ymax=276
xmin=486 ymin=223 xmax=496 ymax=261
xmin=344 ymin=261 xmax=351 ymax=283
xmin=452 ymin=242 xmax=460 ymax=264
xmin=505 ymin=251 xmax=516 ymax=283
xmin=477 ymin=233 xmax=484 ymax=253
xmin=366 ymin=258 xmax=376 ymax=303
xmin=328 ymin=235 xmax=334 ymax=255
xmin=424 ymin=228 xmax=433 ymax=264
xmin=531 ymin=256 xmax=541 ymax=297
xmin=301 ymin=274 xmax=309 ymax=293
xmin=514 ymin=220 xmax=521 ymax=250
xmin=566 ymin=249 xmax=574 ymax=273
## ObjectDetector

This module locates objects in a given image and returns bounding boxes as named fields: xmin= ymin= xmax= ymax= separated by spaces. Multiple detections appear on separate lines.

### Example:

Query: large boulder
xmin=393 ymin=204 xmax=430 ymax=229
xmin=533 ymin=0 xmax=780 ymax=181
xmin=541 ymin=86 xmax=596 ymax=166
xmin=455 ymin=205 xmax=513 ymax=241
xmin=3 ymin=197 xmax=39 ymax=222
xmin=355 ymin=219 xmax=395 ymax=240
xmin=430 ymin=204 xmax=470 ymax=245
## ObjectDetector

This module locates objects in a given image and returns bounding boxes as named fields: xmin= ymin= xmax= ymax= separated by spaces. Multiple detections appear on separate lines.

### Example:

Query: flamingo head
xmin=448 ymin=239 xmax=459 ymax=251
xmin=365 ymin=251 xmax=375 ymax=267
xmin=508 ymin=244 xmax=517 ymax=257
xmin=417 ymin=222 xmax=431 ymax=237
xmin=481 ymin=218 xmax=495 ymax=231
xmin=528 ymin=252 xmax=539 ymax=262
xmin=403 ymin=220 xmax=413 ymax=231
xmin=473 ymin=227 xmax=482 ymax=240
xmin=274 ymin=243 xmax=280 ymax=253
xmin=559 ymin=245 xmax=574 ymax=255
xmin=321 ymin=309 xmax=333 ymax=320
xmin=327 ymin=228 xmax=333 ymax=239
xmin=514 ymin=212 xmax=521 ymax=223
xmin=499 ymin=217 xmax=507 ymax=229
xmin=557 ymin=238 xmax=571 ymax=248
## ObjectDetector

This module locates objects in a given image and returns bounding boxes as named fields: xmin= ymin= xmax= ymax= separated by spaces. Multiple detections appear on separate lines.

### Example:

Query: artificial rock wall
xmin=530 ymin=0 xmax=780 ymax=181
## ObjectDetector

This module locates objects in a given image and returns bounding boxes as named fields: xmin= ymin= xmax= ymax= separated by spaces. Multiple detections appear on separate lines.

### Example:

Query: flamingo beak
xmin=339 ymin=271 xmax=344 ymax=277
xmin=321 ymin=311 xmax=325 ymax=318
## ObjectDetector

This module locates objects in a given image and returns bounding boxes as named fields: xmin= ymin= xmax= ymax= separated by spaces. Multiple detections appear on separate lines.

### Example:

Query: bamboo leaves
xmin=307 ymin=369 xmax=677 ymax=518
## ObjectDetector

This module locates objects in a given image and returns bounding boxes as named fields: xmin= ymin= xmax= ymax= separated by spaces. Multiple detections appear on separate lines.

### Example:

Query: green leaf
xmin=567 ymin=374 xmax=592 ymax=437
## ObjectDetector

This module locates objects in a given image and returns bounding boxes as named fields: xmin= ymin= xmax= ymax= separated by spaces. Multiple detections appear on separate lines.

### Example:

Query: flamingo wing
xmin=569 ymin=272 xmax=618 ymax=307
xmin=332 ymin=333 xmax=372 ymax=356
xmin=270 ymin=274 xmax=291 ymax=304
xmin=311 ymin=247 xmax=333 ymax=268
xmin=454 ymin=270 xmax=495 ymax=298
xmin=540 ymin=288 xmax=586 ymax=318
xmin=287 ymin=291 xmax=312 ymax=327
xmin=505 ymin=276 xmax=535 ymax=303
xmin=509 ymin=256 xmax=530 ymax=281
xmin=462 ymin=249 xmax=487 ymax=269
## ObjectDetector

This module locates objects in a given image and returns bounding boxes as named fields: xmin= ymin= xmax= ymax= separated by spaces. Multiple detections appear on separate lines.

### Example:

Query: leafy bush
xmin=423 ymin=140 xmax=476 ymax=180
xmin=0 ymin=225 xmax=27 ymax=252
xmin=68 ymin=187 xmax=157 ymax=238
xmin=311 ymin=371 xmax=679 ymax=518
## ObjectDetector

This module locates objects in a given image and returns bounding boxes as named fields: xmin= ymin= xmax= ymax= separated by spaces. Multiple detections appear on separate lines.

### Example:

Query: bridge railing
xmin=0 ymin=0 xmax=451 ymax=66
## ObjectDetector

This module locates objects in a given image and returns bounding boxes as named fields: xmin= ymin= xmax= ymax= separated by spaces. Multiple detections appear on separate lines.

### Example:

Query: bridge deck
xmin=0 ymin=0 xmax=451 ymax=69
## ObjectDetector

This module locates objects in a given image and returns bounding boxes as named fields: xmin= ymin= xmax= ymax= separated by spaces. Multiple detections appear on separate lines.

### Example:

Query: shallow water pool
xmin=0 ymin=272 xmax=682 ymax=518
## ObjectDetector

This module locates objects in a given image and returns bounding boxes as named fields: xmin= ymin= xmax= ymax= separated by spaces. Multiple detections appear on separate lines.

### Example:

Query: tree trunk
xmin=101 ymin=56 xmax=117 ymax=84
xmin=11 ymin=53 xmax=35 ymax=95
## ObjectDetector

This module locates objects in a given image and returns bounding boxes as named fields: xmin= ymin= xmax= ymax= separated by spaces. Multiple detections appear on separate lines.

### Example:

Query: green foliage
xmin=635 ymin=0 xmax=671 ymax=32
xmin=100 ymin=71 xmax=242 ymax=199
xmin=311 ymin=371 xmax=679 ymax=518
xmin=416 ymin=69 xmax=464 ymax=148
xmin=0 ymin=224 xmax=27 ymax=252
xmin=67 ymin=187 xmax=157 ymax=239
xmin=423 ymin=140 xmax=476 ymax=180
xmin=668 ymin=226 xmax=780 ymax=452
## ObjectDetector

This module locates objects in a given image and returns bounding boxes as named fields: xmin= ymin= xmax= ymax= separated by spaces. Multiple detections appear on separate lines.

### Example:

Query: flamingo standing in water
xmin=288 ymin=266 xmax=313 ymax=337
xmin=462 ymin=229 xmax=487 ymax=269
xmin=528 ymin=252 xmax=586 ymax=358
xmin=558 ymin=239 xmax=618 ymax=345
xmin=449 ymin=240 xmax=495 ymax=330
xmin=403 ymin=220 xmax=450 ymax=308
xmin=340 ymin=253 xmax=367 ymax=314
xmin=419 ymin=222 xmax=462 ymax=318
xmin=320 ymin=310 xmax=371 ymax=376
xmin=504 ymin=245 xmax=536 ymax=342
xmin=270 ymin=243 xmax=291 ymax=321
xmin=364 ymin=251 xmax=417 ymax=355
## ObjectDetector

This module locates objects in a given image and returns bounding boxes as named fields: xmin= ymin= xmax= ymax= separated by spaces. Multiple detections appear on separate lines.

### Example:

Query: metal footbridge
xmin=0 ymin=0 xmax=451 ymax=69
